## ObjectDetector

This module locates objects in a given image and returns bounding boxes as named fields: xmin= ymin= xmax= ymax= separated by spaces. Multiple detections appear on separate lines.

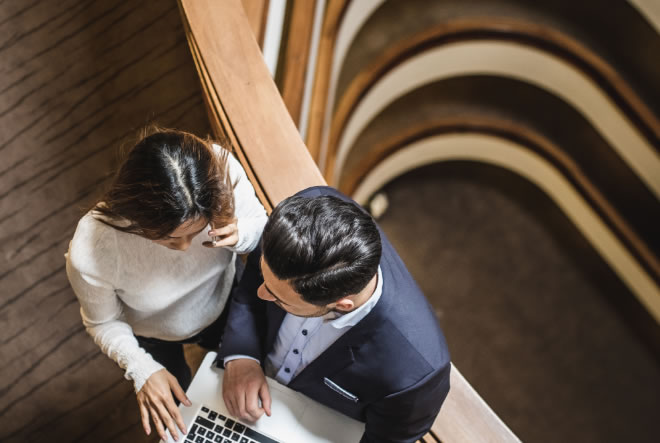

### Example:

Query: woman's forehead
xmin=170 ymin=217 xmax=208 ymax=237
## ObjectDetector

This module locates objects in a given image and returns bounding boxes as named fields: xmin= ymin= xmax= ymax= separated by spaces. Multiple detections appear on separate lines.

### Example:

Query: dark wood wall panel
xmin=0 ymin=1 xmax=210 ymax=442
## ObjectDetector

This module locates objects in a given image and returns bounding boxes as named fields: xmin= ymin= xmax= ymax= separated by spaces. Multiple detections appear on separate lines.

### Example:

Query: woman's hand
xmin=204 ymin=222 xmax=239 ymax=248
xmin=137 ymin=369 xmax=191 ymax=442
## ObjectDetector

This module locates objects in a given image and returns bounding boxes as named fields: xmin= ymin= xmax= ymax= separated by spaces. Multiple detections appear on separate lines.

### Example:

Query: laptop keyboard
xmin=184 ymin=405 xmax=280 ymax=443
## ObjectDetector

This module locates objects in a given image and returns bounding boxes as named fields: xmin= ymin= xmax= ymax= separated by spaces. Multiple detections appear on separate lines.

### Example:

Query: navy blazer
xmin=218 ymin=187 xmax=451 ymax=443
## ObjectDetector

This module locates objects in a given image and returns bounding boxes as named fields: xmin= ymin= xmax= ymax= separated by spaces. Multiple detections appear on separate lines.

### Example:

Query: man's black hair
xmin=262 ymin=195 xmax=382 ymax=306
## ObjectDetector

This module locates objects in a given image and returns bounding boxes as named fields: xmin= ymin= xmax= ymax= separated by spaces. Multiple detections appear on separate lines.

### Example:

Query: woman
xmin=65 ymin=127 xmax=267 ymax=442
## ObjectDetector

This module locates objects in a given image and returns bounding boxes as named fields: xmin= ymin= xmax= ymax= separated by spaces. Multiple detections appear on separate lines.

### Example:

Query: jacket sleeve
xmin=216 ymin=247 xmax=268 ymax=365
xmin=360 ymin=364 xmax=451 ymax=443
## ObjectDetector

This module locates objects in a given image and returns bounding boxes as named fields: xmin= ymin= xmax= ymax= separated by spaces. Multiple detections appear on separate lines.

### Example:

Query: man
xmin=218 ymin=186 xmax=451 ymax=442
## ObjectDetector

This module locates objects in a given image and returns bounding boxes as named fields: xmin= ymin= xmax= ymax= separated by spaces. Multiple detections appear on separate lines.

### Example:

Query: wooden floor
xmin=2 ymin=2 xmax=660 ymax=443
xmin=0 ymin=1 xmax=210 ymax=442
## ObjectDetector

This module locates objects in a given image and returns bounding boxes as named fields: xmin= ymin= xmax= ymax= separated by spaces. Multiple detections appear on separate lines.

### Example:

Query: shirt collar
xmin=327 ymin=266 xmax=383 ymax=329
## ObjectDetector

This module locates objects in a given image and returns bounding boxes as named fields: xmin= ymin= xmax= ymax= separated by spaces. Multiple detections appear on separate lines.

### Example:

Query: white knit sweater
xmin=65 ymin=148 xmax=267 ymax=392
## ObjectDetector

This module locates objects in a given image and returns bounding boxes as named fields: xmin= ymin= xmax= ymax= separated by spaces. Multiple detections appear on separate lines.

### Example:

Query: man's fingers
xmin=244 ymin=388 xmax=265 ymax=422
xmin=259 ymin=382 xmax=272 ymax=417
xmin=223 ymin=394 xmax=236 ymax=418
xmin=138 ymin=401 xmax=151 ymax=435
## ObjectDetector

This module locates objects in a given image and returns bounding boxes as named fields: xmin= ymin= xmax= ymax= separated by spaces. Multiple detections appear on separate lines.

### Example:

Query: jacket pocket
xmin=324 ymin=377 xmax=359 ymax=403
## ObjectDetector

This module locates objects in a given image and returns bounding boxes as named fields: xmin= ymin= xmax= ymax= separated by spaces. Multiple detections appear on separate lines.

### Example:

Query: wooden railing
xmin=177 ymin=0 xmax=520 ymax=441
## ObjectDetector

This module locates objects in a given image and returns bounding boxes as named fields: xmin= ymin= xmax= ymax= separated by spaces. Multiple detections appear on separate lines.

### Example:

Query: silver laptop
xmin=162 ymin=351 xmax=365 ymax=443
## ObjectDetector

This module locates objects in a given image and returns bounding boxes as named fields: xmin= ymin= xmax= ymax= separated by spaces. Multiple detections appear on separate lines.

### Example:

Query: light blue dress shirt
xmin=225 ymin=266 xmax=383 ymax=386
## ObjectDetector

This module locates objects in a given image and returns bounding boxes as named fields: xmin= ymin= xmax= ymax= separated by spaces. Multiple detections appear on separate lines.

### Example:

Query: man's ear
xmin=334 ymin=297 xmax=355 ymax=312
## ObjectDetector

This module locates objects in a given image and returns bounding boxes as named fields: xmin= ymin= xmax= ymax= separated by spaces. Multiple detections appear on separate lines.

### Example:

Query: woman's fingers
xmin=209 ymin=223 xmax=236 ymax=237
xmin=167 ymin=375 xmax=190 ymax=434
xmin=154 ymin=399 xmax=179 ymax=442
xmin=138 ymin=400 xmax=151 ymax=435
xmin=205 ymin=223 xmax=239 ymax=248
xmin=148 ymin=403 xmax=167 ymax=441
xmin=169 ymin=376 xmax=192 ymax=407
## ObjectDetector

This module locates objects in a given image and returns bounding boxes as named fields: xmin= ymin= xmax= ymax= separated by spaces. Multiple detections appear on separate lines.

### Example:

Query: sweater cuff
xmin=126 ymin=352 xmax=165 ymax=393
xmin=230 ymin=217 xmax=266 ymax=254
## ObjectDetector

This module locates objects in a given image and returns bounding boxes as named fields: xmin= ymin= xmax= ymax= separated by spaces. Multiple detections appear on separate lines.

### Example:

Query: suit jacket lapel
xmin=288 ymin=312 xmax=381 ymax=391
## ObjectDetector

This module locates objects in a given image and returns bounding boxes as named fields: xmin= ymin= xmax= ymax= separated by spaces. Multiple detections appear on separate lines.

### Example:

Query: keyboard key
xmin=207 ymin=431 xmax=215 ymax=439
xmin=233 ymin=423 xmax=246 ymax=433
xmin=196 ymin=416 xmax=215 ymax=430
xmin=223 ymin=429 xmax=232 ymax=437
xmin=224 ymin=439 xmax=233 ymax=443
xmin=244 ymin=428 xmax=279 ymax=443
xmin=225 ymin=419 xmax=235 ymax=429
xmin=214 ymin=436 xmax=222 ymax=443
xmin=202 ymin=407 xmax=210 ymax=413
xmin=240 ymin=438 xmax=249 ymax=443
xmin=219 ymin=415 xmax=227 ymax=421
xmin=190 ymin=424 xmax=199 ymax=435
xmin=231 ymin=432 xmax=240 ymax=441
xmin=195 ymin=436 xmax=205 ymax=443
xmin=215 ymin=425 xmax=224 ymax=433
xmin=209 ymin=411 xmax=218 ymax=421
xmin=198 ymin=428 xmax=206 ymax=437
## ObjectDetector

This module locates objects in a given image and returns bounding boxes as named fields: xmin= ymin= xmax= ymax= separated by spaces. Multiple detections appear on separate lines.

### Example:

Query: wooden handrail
xmin=178 ymin=0 xmax=323 ymax=211
xmin=177 ymin=0 xmax=521 ymax=441
xmin=240 ymin=0 xmax=269 ymax=48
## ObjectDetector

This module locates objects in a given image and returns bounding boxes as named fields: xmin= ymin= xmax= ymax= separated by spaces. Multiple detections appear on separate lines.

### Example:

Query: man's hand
xmin=223 ymin=359 xmax=272 ymax=422
xmin=137 ymin=369 xmax=191 ymax=442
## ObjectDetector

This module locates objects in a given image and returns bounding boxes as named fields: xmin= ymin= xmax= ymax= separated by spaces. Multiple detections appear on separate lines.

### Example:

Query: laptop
xmin=162 ymin=351 xmax=365 ymax=443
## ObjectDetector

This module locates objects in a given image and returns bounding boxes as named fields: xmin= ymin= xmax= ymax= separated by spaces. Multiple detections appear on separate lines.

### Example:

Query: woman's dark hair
xmin=262 ymin=195 xmax=382 ymax=306
xmin=92 ymin=126 xmax=235 ymax=239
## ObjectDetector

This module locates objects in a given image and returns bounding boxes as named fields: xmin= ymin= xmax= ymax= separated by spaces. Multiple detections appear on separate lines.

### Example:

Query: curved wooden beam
xmin=325 ymin=20 xmax=660 ymax=183
xmin=178 ymin=2 xmax=522 ymax=440
xmin=277 ymin=0 xmax=318 ymax=124
xmin=304 ymin=0 xmax=351 ymax=162
xmin=340 ymin=116 xmax=660 ymax=288
xmin=351 ymin=132 xmax=660 ymax=324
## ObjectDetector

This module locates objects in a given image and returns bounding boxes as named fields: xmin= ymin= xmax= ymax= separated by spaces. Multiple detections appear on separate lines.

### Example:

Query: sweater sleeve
xmin=223 ymin=149 xmax=268 ymax=254
xmin=65 ymin=226 xmax=164 ymax=393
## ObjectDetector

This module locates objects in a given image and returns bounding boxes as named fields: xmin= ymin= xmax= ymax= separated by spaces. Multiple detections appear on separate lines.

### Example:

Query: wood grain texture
xmin=240 ymin=0 xmax=269 ymax=47
xmin=178 ymin=1 xmax=521 ymax=442
xmin=0 ymin=1 xmax=211 ymax=442
xmin=179 ymin=0 xmax=324 ymax=209
xmin=277 ymin=0 xmax=317 ymax=124
xmin=324 ymin=20 xmax=660 ymax=181
xmin=339 ymin=116 xmax=660 ymax=287
xmin=423 ymin=365 xmax=520 ymax=443
xmin=303 ymin=0 xmax=350 ymax=162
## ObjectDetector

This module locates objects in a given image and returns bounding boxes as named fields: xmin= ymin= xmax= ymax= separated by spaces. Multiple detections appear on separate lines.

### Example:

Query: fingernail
xmin=185 ymin=399 xmax=192 ymax=406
